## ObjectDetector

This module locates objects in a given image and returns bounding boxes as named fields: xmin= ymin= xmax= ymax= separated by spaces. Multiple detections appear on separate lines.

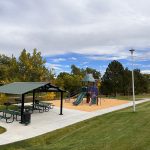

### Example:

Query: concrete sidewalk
xmin=0 ymin=99 xmax=149 ymax=145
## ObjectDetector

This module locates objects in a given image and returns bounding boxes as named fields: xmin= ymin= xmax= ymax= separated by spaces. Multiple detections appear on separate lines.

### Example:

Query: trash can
xmin=22 ymin=110 xmax=31 ymax=125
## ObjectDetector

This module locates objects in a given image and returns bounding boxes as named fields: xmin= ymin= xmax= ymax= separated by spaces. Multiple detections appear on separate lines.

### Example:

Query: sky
xmin=0 ymin=0 xmax=150 ymax=75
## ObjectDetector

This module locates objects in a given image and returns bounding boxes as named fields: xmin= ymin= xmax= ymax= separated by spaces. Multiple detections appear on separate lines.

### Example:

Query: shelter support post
xmin=32 ymin=90 xmax=35 ymax=110
xmin=97 ymin=97 xmax=98 ymax=105
xmin=59 ymin=91 xmax=63 ymax=115
xmin=20 ymin=94 xmax=25 ymax=124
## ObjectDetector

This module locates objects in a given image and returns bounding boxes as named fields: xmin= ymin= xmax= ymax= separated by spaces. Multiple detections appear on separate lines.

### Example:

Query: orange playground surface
xmin=52 ymin=98 xmax=129 ymax=112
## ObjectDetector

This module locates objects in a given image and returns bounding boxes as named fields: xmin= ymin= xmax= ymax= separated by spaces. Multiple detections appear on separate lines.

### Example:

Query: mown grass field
xmin=101 ymin=94 xmax=150 ymax=101
xmin=0 ymin=102 xmax=150 ymax=150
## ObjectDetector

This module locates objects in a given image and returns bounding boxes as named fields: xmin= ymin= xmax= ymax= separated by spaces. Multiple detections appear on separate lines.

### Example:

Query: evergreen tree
xmin=122 ymin=68 xmax=131 ymax=95
xmin=101 ymin=60 xmax=124 ymax=96
xmin=101 ymin=61 xmax=149 ymax=96
xmin=134 ymin=69 xmax=148 ymax=94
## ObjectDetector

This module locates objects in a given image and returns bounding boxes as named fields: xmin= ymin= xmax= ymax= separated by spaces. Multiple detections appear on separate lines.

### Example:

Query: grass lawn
xmin=117 ymin=94 xmax=150 ymax=100
xmin=0 ymin=126 xmax=6 ymax=134
xmin=0 ymin=102 xmax=150 ymax=150
xmin=102 ymin=93 xmax=150 ymax=101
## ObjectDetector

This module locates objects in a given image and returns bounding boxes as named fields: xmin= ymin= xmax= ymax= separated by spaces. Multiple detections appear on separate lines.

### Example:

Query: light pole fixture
xmin=129 ymin=49 xmax=135 ymax=112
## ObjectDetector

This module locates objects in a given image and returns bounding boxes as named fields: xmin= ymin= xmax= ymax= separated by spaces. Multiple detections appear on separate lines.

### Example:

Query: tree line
xmin=0 ymin=49 xmax=53 ymax=83
xmin=101 ymin=60 xmax=150 ymax=96
xmin=0 ymin=49 xmax=149 ymax=96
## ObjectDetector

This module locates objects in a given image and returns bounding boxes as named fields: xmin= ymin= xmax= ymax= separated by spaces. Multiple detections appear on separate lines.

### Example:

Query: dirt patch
xmin=51 ymin=98 xmax=129 ymax=112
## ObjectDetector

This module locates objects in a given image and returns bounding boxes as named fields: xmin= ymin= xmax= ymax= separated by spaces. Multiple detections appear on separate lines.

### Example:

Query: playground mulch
xmin=51 ymin=98 xmax=129 ymax=112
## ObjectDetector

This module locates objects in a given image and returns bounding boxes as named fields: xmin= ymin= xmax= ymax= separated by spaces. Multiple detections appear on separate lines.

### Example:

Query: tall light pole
xmin=129 ymin=49 xmax=135 ymax=112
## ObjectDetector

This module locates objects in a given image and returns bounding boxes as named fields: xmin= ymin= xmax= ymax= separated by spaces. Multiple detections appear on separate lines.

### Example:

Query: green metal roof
xmin=0 ymin=82 xmax=49 ymax=95
xmin=82 ymin=74 xmax=95 ymax=82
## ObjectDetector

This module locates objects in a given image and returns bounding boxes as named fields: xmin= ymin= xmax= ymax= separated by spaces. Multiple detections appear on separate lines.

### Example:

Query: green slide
xmin=73 ymin=92 xmax=86 ymax=106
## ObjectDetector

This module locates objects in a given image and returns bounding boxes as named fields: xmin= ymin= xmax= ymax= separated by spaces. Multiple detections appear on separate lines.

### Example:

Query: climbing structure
xmin=73 ymin=74 xmax=99 ymax=106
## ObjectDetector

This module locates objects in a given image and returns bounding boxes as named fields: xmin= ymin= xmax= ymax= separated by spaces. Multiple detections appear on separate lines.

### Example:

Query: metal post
xmin=20 ymin=94 xmax=25 ymax=124
xmin=32 ymin=90 xmax=35 ymax=110
xmin=129 ymin=49 xmax=136 ymax=112
xmin=59 ymin=92 xmax=63 ymax=115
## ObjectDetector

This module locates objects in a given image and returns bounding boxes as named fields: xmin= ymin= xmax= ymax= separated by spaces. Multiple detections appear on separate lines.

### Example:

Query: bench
xmin=0 ymin=111 xmax=14 ymax=123
xmin=34 ymin=100 xmax=43 ymax=113
xmin=39 ymin=102 xmax=55 ymax=111
xmin=31 ymin=100 xmax=55 ymax=113
xmin=33 ymin=104 xmax=44 ymax=113
xmin=1 ymin=109 xmax=21 ymax=122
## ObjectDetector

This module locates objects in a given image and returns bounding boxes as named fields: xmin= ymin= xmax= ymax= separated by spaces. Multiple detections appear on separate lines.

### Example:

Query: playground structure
xmin=72 ymin=74 xmax=99 ymax=106
xmin=48 ymin=73 xmax=129 ymax=112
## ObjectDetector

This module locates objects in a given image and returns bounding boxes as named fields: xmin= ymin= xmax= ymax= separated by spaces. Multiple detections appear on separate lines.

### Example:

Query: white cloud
xmin=69 ymin=57 xmax=77 ymax=60
xmin=45 ymin=62 xmax=71 ymax=75
xmin=45 ymin=63 xmax=62 ymax=70
xmin=82 ymin=62 xmax=88 ymax=65
xmin=83 ymin=65 xmax=88 ymax=68
xmin=0 ymin=0 xmax=150 ymax=62
xmin=88 ymin=55 xmax=127 ymax=61
xmin=125 ymin=63 xmax=150 ymax=68
xmin=141 ymin=70 xmax=150 ymax=74
xmin=64 ymin=65 xmax=70 ymax=68
xmin=52 ymin=58 xmax=66 ymax=63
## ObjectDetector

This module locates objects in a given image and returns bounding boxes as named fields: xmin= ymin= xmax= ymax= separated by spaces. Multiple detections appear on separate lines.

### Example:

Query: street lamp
xmin=129 ymin=49 xmax=135 ymax=112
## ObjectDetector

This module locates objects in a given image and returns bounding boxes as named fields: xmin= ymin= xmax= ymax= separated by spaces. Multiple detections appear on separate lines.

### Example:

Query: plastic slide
xmin=66 ymin=89 xmax=81 ymax=99
xmin=73 ymin=92 xmax=86 ymax=106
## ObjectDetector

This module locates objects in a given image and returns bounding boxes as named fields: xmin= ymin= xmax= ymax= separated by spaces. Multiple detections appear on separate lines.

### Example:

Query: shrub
xmin=0 ymin=94 xmax=8 ymax=105
xmin=42 ymin=92 xmax=56 ymax=101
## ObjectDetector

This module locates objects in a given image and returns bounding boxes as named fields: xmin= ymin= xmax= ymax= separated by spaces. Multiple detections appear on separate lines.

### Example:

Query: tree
xmin=0 ymin=49 xmax=54 ymax=83
xmin=101 ymin=60 xmax=150 ymax=96
xmin=85 ymin=67 xmax=101 ymax=80
xmin=101 ymin=60 xmax=124 ymax=96
xmin=29 ymin=48 xmax=48 ymax=81
xmin=46 ymin=68 xmax=56 ymax=84
xmin=71 ymin=65 xmax=83 ymax=76
xmin=56 ymin=72 xmax=82 ymax=92
xmin=8 ymin=55 xmax=19 ymax=82
xmin=134 ymin=69 xmax=149 ymax=94
xmin=143 ymin=74 xmax=150 ymax=93
xmin=71 ymin=65 xmax=101 ymax=79
xmin=122 ymin=68 xmax=132 ymax=96
xmin=18 ymin=49 xmax=31 ymax=81
xmin=0 ymin=54 xmax=12 ymax=83
xmin=18 ymin=48 xmax=50 ymax=81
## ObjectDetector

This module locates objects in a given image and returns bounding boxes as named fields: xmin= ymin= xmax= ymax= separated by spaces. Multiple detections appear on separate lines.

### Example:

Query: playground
xmin=1 ymin=73 xmax=149 ymax=148
xmin=52 ymin=98 xmax=129 ymax=112
xmin=52 ymin=73 xmax=129 ymax=112
xmin=0 ymin=75 xmax=149 ymax=149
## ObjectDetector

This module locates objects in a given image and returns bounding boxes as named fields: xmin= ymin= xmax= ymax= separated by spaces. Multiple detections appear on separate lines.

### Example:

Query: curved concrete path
xmin=0 ymin=99 xmax=149 ymax=145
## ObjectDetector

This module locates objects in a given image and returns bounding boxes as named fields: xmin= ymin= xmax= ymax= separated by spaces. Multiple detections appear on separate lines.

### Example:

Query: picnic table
xmin=33 ymin=101 xmax=55 ymax=113
xmin=0 ymin=109 xmax=21 ymax=123
xmin=4 ymin=102 xmax=13 ymax=109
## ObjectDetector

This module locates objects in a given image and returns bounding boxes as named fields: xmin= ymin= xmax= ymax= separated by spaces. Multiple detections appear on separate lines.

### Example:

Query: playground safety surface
xmin=51 ymin=98 xmax=129 ymax=112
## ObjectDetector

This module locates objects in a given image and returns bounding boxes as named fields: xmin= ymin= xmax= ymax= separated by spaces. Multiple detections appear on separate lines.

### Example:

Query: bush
xmin=42 ymin=92 xmax=56 ymax=101
xmin=0 ymin=94 xmax=8 ymax=105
